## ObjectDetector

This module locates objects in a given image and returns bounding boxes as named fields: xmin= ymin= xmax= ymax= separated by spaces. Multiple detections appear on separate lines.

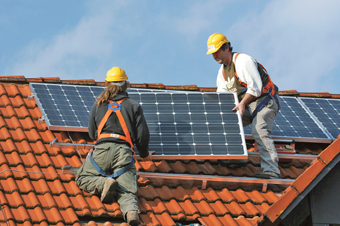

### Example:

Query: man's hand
xmin=233 ymin=93 xmax=257 ymax=117
xmin=232 ymin=103 xmax=246 ymax=117
xmin=142 ymin=151 xmax=155 ymax=161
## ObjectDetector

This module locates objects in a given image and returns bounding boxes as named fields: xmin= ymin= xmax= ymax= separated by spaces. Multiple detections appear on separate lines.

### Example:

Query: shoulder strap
xmin=232 ymin=53 xmax=247 ymax=87
xmin=96 ymin=98 xmax=129 ymax=140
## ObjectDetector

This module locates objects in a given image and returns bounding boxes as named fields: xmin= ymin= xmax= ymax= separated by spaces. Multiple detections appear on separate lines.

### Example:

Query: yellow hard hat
xmin=105 ymin=67 xmax=128 ymax=82
xmin=206 ymin=33 xmax=229 ymax=55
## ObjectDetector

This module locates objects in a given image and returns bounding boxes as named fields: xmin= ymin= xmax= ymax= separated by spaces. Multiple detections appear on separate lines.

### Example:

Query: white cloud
xmin=228 ymin=0 xmax=340 ymax=92
xmin=6 ymin=2 xmax=122 ymax=79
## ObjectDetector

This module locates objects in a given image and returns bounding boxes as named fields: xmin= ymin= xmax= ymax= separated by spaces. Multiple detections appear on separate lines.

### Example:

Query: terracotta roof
xmin=0 ymin=76 xmax=339 ymax=226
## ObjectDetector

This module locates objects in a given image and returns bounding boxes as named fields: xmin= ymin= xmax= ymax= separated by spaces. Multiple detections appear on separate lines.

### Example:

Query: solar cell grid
xmin=299 ymin=97 xmax=340 ymax=140
xmin=136 ymin=92 xmax=246 ymax=159
xmin=30 ymin=83 xmax=248 ymax=159
xmin=243 ymin=96 xmax=331 ymax=142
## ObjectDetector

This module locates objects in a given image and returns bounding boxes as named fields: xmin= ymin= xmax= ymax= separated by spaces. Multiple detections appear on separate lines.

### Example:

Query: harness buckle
xmin=110 ymin=134 xmax=120 ymax=138
xmin=108 ymin=102 xmax=121 ymax=112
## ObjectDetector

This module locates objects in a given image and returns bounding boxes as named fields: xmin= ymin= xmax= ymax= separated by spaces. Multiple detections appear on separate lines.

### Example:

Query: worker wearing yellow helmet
xmin=207 ymin=33 xmax=281 ymax=179
xmin=76 ymin=67 xmax=153 ymax=226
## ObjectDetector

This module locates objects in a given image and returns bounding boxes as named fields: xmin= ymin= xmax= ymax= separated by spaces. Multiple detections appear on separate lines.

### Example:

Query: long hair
xmin=96 ymin=82 xmax=128 ymax=107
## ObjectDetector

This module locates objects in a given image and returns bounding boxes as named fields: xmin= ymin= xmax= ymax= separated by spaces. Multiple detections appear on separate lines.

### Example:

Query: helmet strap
xmin=110 ymin=81 xmax=126 ymax=86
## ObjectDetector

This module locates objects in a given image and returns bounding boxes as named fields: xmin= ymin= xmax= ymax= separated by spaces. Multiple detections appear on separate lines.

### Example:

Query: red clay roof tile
xmin=9 ymin=128 xmax=26 ymax=141
xmin=225 ymin=201 xmax=246 ymax=216
xmin=38 ymin=130 xmax=55 ymax=143
xmin=26 ymin=165 xmax=45 ymax=180
xmin=0 ymin=84 xmax=7 ymax=96
xmin=47 ymin=180 xmax=66 ymax=194
xmin=58 ymin=208 xmax=80 ymax=224
xmin=63 ymin=181 xmax=82 ymax=196
xmin=21 ymin=192 xmax=40 ymax=208
xmin=143 ymin=198 xmax=167 ymax=214
xmin=179 ymin=199 xmax=199 ymax=215
xmin=154 ymin=212 xmax=176 ymax=225
xmin=216 ymin=214 xmax=239 ymax=226
xmin=234 ymin=215 xmax=253 ymax=226
xmin=35 ymin=153 xmax=53 ymax=167
xmin=69 ymin=194 xmax=90 ymax=210
xmin=5 ymin=117 xmax=22 ymax=129
xmin=29 ymin=141 xmax=48 ymax=154
xmin=153 ymin=160 xmax=173 ymax=173
xmin=0 ymin=164 xmax=14 ymax=179
xmin=43 ymin=207 xmax=64 ymax=224
xmin=194 ymin=200 xmax=215 ymax=216
xmin=31 ymin=179 xmax=51 ymax=194
xmin=37 ymin=192 xmax=57 ymax=209
xmin=216 ymin=188 xmax=237 ymax=203
xmin=209 ymin=200 xmax=229 ymax=215
xmin=0 ymin=95 xmax=11 ymax=107
xmin=10 ymin=95 xmax=26 ymax=107
xmin=163 ymin=199 xmax=183 ymax=215
xmin=27 ymin=107 xmax=42 ymax=119
xmin=19 ymin=117 xmax=36 ymax=130
xmin=139 ymin=212 xmax=162 ymax=226
xmin=23 ymin=98 xmax=37 ymax=109
xmin=200 ymin=214 xmax=225 ymax=226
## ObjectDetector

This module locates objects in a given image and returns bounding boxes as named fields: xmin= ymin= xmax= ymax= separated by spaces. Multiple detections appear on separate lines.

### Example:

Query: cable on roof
xmin=0 ymin=167 xmax=73 ymax=176
xmin=0 ymin=202 xmax=9 ymax=226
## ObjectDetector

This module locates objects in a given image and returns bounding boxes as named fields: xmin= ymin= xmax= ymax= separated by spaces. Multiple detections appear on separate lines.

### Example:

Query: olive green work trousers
xmin=242 ymin=94 xmax=281 ymax=176
xmin=75 ymin=142 xmax=139 ymax=219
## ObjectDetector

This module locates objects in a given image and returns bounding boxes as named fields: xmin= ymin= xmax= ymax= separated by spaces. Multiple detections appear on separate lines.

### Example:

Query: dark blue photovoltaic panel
xmin=30 ymin=83 xmax=248 ymax=159
xmin=243 ymin=96 xmax=330 ymax=141
xmin=129 ymin=92 xmax=247 ymax=158
xmin=300 ymin=97 xmax=340 ymax=139
xmin=30 ymin=83 xmax=173 ymax=131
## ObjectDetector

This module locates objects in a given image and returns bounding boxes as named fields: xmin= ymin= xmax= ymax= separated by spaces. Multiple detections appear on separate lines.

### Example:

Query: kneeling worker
xmin=206 ymin=33 xmax=281 ymax=179
xmin=76 ymin=67 xmax=152 ymax=225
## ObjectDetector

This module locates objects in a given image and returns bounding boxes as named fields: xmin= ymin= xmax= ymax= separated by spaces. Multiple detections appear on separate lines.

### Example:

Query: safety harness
xmin=223 ymin=53 xmax=280 ymax=121
xmin=88 ymin=98 xmax=135 ymax=179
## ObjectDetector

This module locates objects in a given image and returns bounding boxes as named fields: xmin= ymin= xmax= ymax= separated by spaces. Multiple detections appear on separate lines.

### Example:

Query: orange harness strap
xmin=223 ymin=53 xmax=276 ymax=96
xmin=97 ymin=98 xmax=134 ymax=150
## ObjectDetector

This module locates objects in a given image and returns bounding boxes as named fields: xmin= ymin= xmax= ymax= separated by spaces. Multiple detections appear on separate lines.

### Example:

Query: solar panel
xmin=299 ymin=97 xmax=340 ymax=140
xmin=243 ymin=96 xmax=332 ymax=143
xmin=129 ymin=92 xmax=247 ymax=159
xmin=29 ymin=83 xmax=173 ymax=132
xmin=30 ymin=83 xmax=248 ymax=159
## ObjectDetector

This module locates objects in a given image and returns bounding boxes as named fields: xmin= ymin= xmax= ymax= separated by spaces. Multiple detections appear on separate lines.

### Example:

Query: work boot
xmin=126 ymin=211 xmax=139 ymax=226
xmin=254 ymin=172 xmax=280 ymax=179
xmin=101 ymin=177 xmax=118 ymax=203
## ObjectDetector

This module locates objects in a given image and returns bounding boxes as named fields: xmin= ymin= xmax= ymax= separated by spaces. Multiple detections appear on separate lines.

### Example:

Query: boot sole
xmin=101 ymin=178 xmax=118 ymax=203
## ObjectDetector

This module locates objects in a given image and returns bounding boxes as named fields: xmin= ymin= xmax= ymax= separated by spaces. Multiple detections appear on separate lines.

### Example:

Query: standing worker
xmin=206 ymin=33 xmax=281 ymax=179
xmin=75 ymin=67 xmax=152 ymax=226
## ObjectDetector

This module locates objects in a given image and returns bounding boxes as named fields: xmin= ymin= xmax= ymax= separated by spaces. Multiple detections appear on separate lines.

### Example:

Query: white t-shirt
xmin=216 ymin=53 xmax=263 ymax=97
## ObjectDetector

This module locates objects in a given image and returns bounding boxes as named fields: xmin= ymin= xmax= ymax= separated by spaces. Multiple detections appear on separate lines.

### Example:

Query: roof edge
xmin=264 ymin=137 xmax=340 ymax=222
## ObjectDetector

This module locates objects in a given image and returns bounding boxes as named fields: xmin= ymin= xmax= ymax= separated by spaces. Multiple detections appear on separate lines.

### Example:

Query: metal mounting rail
xmin=138 ymin=172 xmax=294 ymax=185
xmin=61 ymin=165 xmax=293 ymax=191
xmin=248 ymin=152 xmax=317 ymax=160
xmin=50 ymin=139 xmax=94 ymax=150
xmin=50 ymin=140 xmax=318 ymax=161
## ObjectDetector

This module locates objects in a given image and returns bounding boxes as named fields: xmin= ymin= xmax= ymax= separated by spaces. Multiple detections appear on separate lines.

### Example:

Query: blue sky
xmin=1 ymin=0 xmax=340 ymax=93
